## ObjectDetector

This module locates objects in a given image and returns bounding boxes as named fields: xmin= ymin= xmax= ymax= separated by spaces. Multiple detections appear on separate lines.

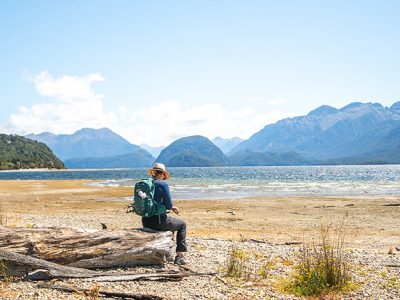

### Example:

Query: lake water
xmin=1 ymin=165 xmax=400 ymax=200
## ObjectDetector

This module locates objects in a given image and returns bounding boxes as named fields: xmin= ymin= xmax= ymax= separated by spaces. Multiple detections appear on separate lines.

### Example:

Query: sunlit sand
xmin=0 ymin=180 xmax=398 ymax=252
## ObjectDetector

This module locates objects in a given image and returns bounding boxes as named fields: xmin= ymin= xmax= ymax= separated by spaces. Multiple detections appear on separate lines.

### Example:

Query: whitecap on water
xmin=8 ymin=165 xmax=400 ymax=200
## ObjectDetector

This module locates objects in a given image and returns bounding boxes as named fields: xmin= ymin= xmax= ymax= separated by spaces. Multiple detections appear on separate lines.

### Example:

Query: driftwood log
xmin=249 ymin=238 xmax=302 ymax=245
xmin=0 ymin=225 xmax=174 ymax=269
xmin=0 ymin=248 xmax=102 ymax=278
xmin=0 ymin=247 xmax=214 ymax=281
xmin=37 ymin=284 xmax=164 ymax=299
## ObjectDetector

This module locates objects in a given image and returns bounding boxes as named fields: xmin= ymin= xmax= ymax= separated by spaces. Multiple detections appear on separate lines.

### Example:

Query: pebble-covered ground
xmin=1 ymin=235 xmax=400 ymax=299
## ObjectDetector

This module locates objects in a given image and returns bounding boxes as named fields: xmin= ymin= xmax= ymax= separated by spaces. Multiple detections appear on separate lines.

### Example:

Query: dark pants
xmin=142 ymin=215 xmax=187 ymax=253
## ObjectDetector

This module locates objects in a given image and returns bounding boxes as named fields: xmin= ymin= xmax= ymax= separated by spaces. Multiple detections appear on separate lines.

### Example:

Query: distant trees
xmin=156 ymin=135 xmax=230 ymax=167
xmin=0 ymin=134 xmax=65 ymax=170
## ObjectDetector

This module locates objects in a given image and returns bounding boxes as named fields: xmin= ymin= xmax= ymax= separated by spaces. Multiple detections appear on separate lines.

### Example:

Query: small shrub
xmin=221 ymin=246 xmax=272 ymax=283
xmin=0 ymin=260 xmax=13 ymax=286
xmin=282 ymin=221 xmax=352 ymax=297
xmin=257 ymin=265 xmax=268 ymax=278
xmin=223 ymin=247 xmax=249 ymax=278
xmin=86 ymin=283 xmax=100 ymax=300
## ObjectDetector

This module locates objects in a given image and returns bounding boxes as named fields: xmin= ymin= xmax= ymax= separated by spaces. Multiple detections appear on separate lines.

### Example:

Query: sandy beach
xmin=0 ymin=180 xmax=399 ymax=299
xmin=1 ymin=180 xmax=398 ymax=250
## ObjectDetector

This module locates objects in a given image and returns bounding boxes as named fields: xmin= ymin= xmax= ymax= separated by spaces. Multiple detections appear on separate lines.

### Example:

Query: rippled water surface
xmin=2 ymin=165 xmax=400 ymax=200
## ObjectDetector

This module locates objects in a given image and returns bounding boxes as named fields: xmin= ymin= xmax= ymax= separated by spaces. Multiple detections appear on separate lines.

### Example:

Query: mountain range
xmin=138 ymin=136 xmax=243 ymax=157
xmin=139 ymin=143 xmax=165 ymax=158
xmin=25 ymin=128 xmax=143 ymax=161
xmin=26 ymin=128 xmax=155 ymax=169
xmin=24 ymin=101 xmax=400 ymax=168
xmin=211 ymin=137 xmax=244 ymax=154
xmin=230 ymin=102 xmax=400 ymax=163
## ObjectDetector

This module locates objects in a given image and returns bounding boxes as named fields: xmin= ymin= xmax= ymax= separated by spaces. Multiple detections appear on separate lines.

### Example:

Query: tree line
xmin=0 ymin=134 xmax=65 ymax=170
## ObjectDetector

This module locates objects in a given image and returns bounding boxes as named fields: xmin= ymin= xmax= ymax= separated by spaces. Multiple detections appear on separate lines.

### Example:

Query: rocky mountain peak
xmin=389 ymin=101 xmax=400 ymax=116
xmin=307 ymin=105 xmax=338 ymax=117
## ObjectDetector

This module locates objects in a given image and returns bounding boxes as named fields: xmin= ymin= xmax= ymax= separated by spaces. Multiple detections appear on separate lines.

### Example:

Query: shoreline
xmin=0 ymin=168 xmax=101 ymax=172
xmin=0 ymin=179 xmax=398 ymax=251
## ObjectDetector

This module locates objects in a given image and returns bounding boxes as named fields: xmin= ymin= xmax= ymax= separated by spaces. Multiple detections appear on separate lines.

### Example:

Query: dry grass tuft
xmin=281 ymin=217 xmax=353 ymax=297
xmin=86 ymin=282 xmax=101 ymax=300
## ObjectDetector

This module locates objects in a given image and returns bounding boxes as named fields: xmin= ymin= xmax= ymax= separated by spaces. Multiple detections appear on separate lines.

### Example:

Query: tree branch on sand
xmin=0 ymin=225 xmax=174 ymax=268
xmin=0 ymin=225 xmax=220 ymax=299
xmin=37 ymin=283 xmax=164 ymax=300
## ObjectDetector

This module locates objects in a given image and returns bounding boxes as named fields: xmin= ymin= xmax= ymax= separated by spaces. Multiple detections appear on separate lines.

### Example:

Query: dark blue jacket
xmin=154 ymin=180 xmax=173 ymax=213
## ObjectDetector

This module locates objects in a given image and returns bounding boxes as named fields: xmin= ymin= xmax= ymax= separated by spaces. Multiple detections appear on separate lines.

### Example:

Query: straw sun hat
xmin=147 ymin=163 xmax=170 ymax=180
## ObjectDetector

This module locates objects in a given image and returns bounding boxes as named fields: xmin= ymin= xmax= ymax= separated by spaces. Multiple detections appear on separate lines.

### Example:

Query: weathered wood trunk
xmin=0 ymin=248 xmax=102 ymax=278
xmin=0 ymin=248 xmax=213 ymax=280
xmin=0 ymin=225 xmax=174 ymax=268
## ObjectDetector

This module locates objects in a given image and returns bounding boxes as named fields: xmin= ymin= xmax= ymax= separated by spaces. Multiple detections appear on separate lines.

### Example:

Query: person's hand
xmin=171 ymin=206 xmax=180 ymax=215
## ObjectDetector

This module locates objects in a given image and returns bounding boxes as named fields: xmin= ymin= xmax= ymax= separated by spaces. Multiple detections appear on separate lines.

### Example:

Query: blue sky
xmin=0 ymin=0 xmax=399 ymax=146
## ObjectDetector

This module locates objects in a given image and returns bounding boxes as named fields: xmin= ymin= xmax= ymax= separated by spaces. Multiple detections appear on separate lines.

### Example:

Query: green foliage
xmin=282 ymin=221 xmax=352 ymax=297
xmin=319 ymin=147 xmax=400 ymax=165
xmin=223 ymin=247 xmax=249 ymax=278
xmin=157 ymin=135 xmax=230 ymax=166
xmin=229 ymin=149 xmax=311 ymax=166
xmin=0 ymin=260 xmax=13 ymax=286
xmin=0 ymin=134 xmax=64 ymax=170
xmin=221 ymin=246 xmax=273 ymax=283
xmin=166 ymin=150 xmax=225 ymax=167
xmin=64 ymin=150 xmax=154 ymax=169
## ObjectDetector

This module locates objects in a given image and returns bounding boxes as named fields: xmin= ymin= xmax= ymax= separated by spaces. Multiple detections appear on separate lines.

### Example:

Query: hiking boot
xmin=174 ymin=255 xmax=187 ymax=265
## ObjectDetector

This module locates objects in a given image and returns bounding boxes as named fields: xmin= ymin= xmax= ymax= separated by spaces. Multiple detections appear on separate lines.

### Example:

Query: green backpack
xmin=130 ymin=178 xmax=167 ymax=222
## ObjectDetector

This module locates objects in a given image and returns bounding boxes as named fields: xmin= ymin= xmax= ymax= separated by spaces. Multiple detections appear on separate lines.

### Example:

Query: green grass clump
xmin=223 ymin=247 xmax=249 ymax=279
xmin=282 ymin=221 xmax=353 ymax=297
xmin=221 ymin=246 xmax=275 ymax=283
xmin=0 ymin=260 xmax=14 ymax=286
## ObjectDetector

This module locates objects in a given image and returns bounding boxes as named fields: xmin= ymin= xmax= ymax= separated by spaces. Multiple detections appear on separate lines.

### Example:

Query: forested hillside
xmin=0 ymin=134 xmax=65 ymax=170
xmin=156 ymin=135 xmax=230 ymax=167
xmin=64 ymin=150 xmax=154 ymax=169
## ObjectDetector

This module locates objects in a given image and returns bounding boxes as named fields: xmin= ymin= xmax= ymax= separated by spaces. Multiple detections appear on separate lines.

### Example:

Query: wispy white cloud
xmin=248 ymin=96 xmax=264 ymax=103
xmin=265 ymin=98 xmax=286 ymax=105
xmin=248 ymin=97 xmax=286 ymax=106
xmin=232 ymin=107 xmax=254 ymax=117
xmin=7 ymin=99 xmax=117 ymax=135
xmin=117 ymin=101 xmax=295 ymax=147
xmin=2 ymin=71 xmax=294 ymax=147
xmin=118 ymin=100 xmax=233 ymax=146
xmin=32 ymin=71 xmax=105 ymax=103
xmin=251 ymin=110 xmax=295 ymax=127
xmin=4 ymin=72 xmax=115 ymax=135
xmin=119 ymin=106 xmax=127 ymax=121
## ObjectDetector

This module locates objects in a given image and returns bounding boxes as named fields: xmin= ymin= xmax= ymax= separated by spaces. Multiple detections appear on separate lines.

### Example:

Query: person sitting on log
xmin=142 ymin=163 xmax=188 ymax=265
